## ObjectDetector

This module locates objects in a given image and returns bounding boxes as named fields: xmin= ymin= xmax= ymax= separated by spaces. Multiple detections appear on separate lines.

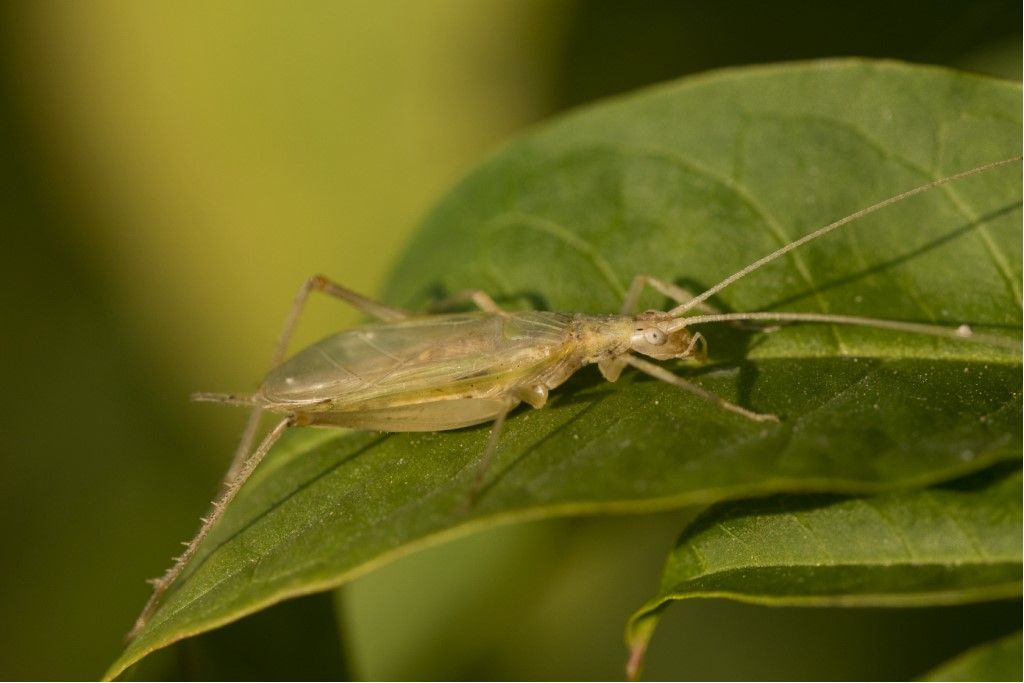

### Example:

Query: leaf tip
xmin=626 ymin=613 xmax=660 ymax=681
xmin=626 ymin=639 xmax=648 ymax=681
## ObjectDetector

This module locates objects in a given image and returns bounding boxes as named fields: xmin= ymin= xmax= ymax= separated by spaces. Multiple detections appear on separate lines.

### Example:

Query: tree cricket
xmin=129 ymin=156 xmax=1021 ymax=639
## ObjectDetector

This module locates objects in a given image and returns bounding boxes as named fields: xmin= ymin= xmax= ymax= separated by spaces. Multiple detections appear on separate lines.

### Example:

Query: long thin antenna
xmin=669 ymin=156 xmax=1022 ymax=317
xmin=665 ymin=311 xmax=1020 ymax=349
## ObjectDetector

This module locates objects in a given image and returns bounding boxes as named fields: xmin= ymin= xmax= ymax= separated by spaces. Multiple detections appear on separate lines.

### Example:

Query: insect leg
xmin=621 ymin=274 xmax=720 ymax=315
xmin=130 ymin=415 xmax=297 ymax=639
xmin=464 ymin=397 xmax=519 ymax=508
xmin=298 ymin=274 xmax=410 ymax=323
xmin=512 ymin=384 xmax=548 ymax=409
xmin=226 ymin=276 xmax=410 ymax=482
xmin=275 ymin=274 xmax=409 ymax=372
xmin=623 ymin=355 xmax=778 ymax=422
xmin=683 ymin=331 xmax=708 ymax=362
xmin=624 ymin=274 xmax=779 ymax=333
xmin=428 ymin=289 xmax=506 ymax=315
xmin=274 ymin=275 xmax=407 ymax=375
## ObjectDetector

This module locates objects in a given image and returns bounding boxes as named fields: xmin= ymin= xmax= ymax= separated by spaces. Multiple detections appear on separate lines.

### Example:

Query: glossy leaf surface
xmin=626 ymin=467 xmax=1022 ymax=678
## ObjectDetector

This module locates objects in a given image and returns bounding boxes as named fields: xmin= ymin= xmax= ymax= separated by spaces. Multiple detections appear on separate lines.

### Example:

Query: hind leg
xmin=130 ymin=415 xmax=298 ymax=638
xmin=136 ymin=277 xmax=405 ymax=636
xmin=228 ymin=275 xmax=409 ymax=481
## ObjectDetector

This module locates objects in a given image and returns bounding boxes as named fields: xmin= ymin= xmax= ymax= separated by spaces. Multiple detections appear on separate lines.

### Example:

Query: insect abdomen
xmin=258 ymin=311 xmax=574 ymax=413
xmin=309 ymin=397 xmax=516 ymax=431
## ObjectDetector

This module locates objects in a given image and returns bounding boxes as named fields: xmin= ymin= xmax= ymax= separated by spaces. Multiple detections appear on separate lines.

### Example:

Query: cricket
xmin=129 ymin=156 xmax=1021 ymax=639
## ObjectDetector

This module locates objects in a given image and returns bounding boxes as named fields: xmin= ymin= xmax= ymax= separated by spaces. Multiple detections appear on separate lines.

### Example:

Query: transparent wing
xmin=258 ymin=311 xmax=573 ymax=410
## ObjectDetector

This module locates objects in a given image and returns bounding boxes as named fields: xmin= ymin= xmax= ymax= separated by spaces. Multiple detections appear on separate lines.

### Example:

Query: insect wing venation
xmin=259 ymin=311 xmax=573 ymax=410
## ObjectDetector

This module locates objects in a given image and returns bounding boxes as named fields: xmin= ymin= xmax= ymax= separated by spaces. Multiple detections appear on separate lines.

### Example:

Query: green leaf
xmin=626 ymin=467 xmax=1022 ymax=680
xmin=107 ymin=60 xmax=1022 ymax=679
xmin=920 ymin=631 xmax=1023 ymax=682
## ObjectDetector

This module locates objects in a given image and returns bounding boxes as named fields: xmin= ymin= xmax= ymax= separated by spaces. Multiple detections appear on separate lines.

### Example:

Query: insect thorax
xmin=572 ymin=314 xmax=638 ymax=363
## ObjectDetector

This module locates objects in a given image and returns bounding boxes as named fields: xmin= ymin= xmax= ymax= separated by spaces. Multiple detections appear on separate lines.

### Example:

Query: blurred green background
xmin=0 ymin=1 xmax=1019 ymax=679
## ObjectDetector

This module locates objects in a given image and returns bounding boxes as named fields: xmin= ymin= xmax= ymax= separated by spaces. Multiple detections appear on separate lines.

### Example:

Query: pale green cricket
xmin=130 ymin=156 xmax=1020 ymax=638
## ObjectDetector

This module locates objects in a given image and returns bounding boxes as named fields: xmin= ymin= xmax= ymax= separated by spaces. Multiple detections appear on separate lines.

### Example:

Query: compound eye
xmin=643 ymin=328 xmax=667 ymax=345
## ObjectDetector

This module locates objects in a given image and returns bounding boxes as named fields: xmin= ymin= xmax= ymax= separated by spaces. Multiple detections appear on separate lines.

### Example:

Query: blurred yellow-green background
xmin=1 ymin=2 xmax=1019 ymax=679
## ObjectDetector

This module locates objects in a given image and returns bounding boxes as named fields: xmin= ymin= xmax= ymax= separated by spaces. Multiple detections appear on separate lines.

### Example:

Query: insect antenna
xmin=665 ymin=311 xmax=1019 ymax=349
xmin=668 ymin=156 xmax=1022 ymax=318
